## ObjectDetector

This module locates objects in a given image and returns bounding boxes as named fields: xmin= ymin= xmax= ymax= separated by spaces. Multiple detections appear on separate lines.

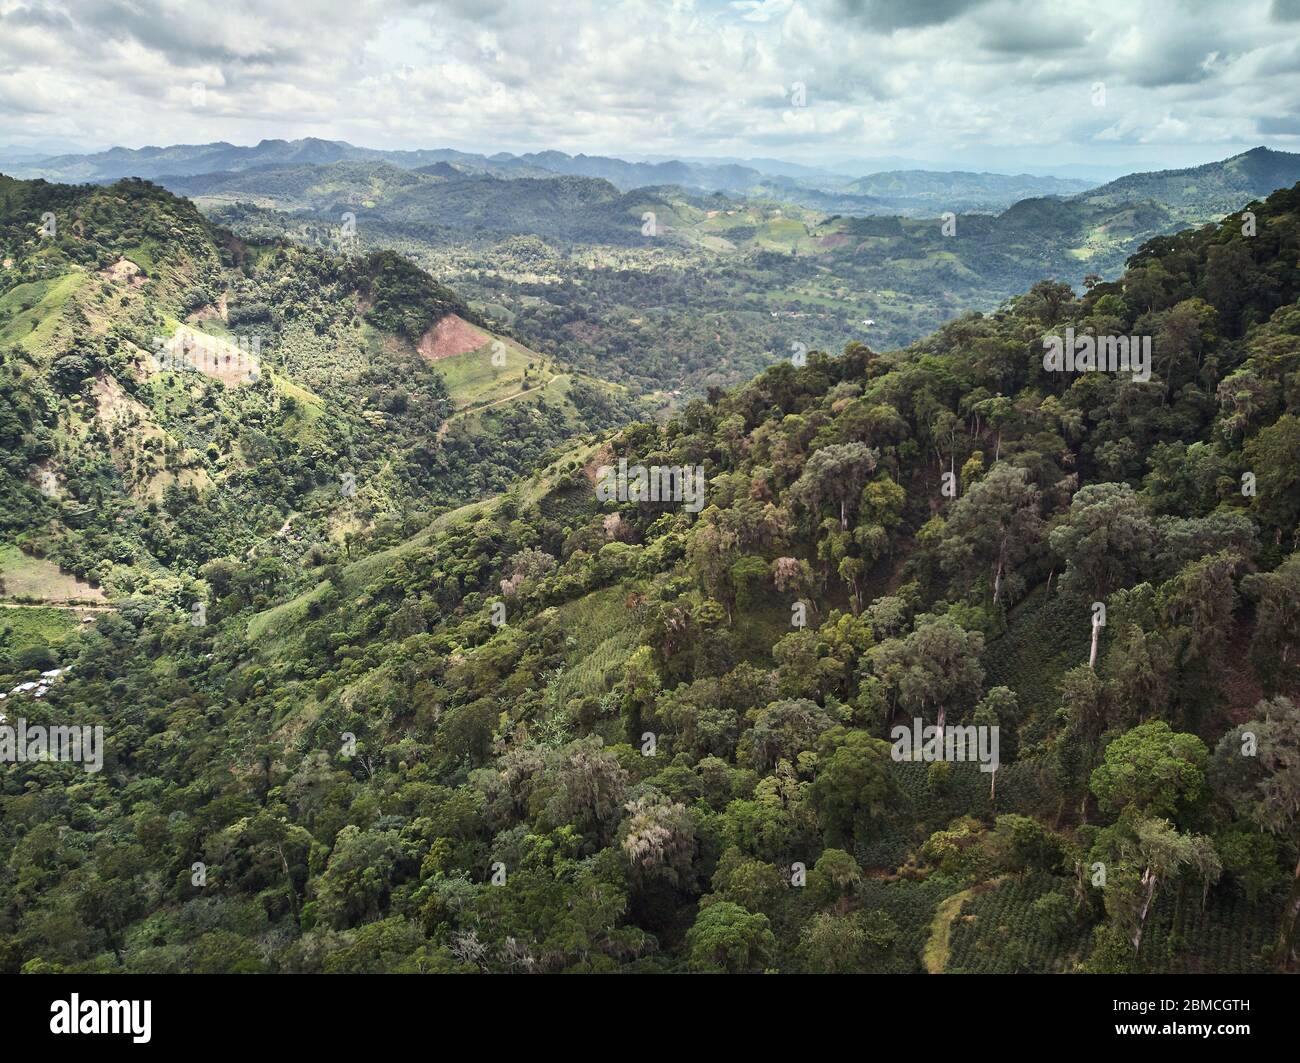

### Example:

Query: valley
xmin=2 ymin=147 xmax=1299 ymax=978
xmin=129 ymin=143 xmax=1300 ymax=399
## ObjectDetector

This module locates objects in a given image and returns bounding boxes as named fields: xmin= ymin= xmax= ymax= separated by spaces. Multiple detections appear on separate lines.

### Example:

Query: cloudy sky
xmin=1 ymin=0 xmax=1298 ymax=174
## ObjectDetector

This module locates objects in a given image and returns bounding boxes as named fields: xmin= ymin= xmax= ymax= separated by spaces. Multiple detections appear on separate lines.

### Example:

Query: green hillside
xmin=0 ymin=176 xmax=639 ymax=607
xmin=3 ymin=176 xmax=1299 ymax=974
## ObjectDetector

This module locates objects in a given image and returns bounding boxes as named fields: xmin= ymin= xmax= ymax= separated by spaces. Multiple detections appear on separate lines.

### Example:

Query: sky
xmin=1 ymin=0 xmax=1298 ymax=175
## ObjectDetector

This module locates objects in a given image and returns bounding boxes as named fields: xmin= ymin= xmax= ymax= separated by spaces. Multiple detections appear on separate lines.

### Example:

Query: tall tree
xmin=940 ymin=463 xmax=1045 ymax=603
xmin=788 ymin=442 xmax=879 ymax=531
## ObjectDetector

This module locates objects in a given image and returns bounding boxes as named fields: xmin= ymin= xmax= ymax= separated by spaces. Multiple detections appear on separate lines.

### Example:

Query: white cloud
xmin=0 ymin=0 xmax=1295 ymax=170
xmin=731 ymin=0 xmax=795 ymax=22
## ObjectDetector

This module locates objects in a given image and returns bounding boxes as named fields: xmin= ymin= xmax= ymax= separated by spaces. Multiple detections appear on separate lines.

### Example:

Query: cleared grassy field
xmin=436 ymin=335 xmax=554 ymax=411
xmin=0 ymin=546 xmax=106 ymax=603
xmin=243 ymin=580 xmax=332 ymax=647
xmin=269 ymin=369 xmax=327 ymax=442
xmin=925 ymin=884 xmax=981 ymax=974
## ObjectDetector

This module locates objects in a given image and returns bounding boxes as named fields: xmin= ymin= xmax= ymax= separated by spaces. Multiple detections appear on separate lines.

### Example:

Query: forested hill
xmin=2 ymin=180 xmax=1300 ymax=975
xmin=161 ymin=146 xmax=1300 ymax=401
xmin=0 ymin=175 xmax=637 ymax=605
xmin=1077 ymin=146 xmax=1300 ymax=217
xmin=162 ymin=163 xmax=647 ymax=245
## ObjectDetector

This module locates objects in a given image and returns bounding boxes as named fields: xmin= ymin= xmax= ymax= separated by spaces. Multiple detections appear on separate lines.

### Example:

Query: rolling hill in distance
xmin=3 ymin=136 xmax=1096 ymax=213
xmin=72 ymin=143 xmax=1300 ymax=398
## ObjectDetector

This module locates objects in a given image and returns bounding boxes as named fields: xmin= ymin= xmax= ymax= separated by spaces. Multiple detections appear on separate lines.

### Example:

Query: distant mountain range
xmin=162 ymin=161 xmax=649 ymax=244
xmin=134 ymin=143 xmax=1300 ymax=252
xmin=0 ymin=136 xmax=1100 ymax=215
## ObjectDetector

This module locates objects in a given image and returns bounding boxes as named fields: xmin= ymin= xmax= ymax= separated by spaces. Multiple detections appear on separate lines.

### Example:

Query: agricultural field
xmin=0 ymin=545 xmax=107 ymax=604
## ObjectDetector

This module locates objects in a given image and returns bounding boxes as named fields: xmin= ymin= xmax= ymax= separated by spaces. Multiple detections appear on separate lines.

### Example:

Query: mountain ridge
xmin=3 ymin=136 xmax=1100 ymax=213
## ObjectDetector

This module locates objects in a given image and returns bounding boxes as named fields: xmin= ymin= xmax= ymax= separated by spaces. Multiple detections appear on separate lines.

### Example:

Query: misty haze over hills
xmin=1 ymin=136 xmax=1099 ymax=216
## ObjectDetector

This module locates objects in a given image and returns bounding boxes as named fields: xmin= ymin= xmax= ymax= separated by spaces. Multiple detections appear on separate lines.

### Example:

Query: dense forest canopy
xmin=1 ymin=170 xmax=1299 ymax=975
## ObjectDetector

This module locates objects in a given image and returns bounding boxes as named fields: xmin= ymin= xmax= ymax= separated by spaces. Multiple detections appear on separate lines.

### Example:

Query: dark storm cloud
xmin=828 ymin=0 xmax=991 ymax=31
xmin=0 ymin=3 xmax=76 ymax=31
xmin=1125 ymin=32 xmax=1227 ymax=88
xmin=977 ymin=11 xmax=1090 ymax=54
xmin=1258 ymin=114 xmax=1300 ymax=134
xmin=74 ymin=0 xmax=301 ymax=65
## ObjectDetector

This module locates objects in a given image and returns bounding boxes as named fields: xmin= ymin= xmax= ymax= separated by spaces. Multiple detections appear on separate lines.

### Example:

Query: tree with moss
xmin=1049 ymin=482 xmax=1157 ymax=602
xmin=940 ymin=463 xmax=1045 ymax=604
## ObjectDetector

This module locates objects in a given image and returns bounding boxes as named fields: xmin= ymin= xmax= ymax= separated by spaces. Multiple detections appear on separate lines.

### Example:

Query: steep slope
xmin=1077 ymin=146 xmax=1300 ymax=216
xmin=0 ymin=175 xmax=638 ymax=604
xmin=3 ymin=182 xmax=1299 ymax=975
xmin=846 ymin=169 xmax=1091 ymax=201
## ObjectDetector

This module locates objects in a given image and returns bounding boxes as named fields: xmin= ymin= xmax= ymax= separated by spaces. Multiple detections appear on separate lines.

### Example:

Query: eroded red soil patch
xmin=418 ymin=314 xmax=490 ymax=361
